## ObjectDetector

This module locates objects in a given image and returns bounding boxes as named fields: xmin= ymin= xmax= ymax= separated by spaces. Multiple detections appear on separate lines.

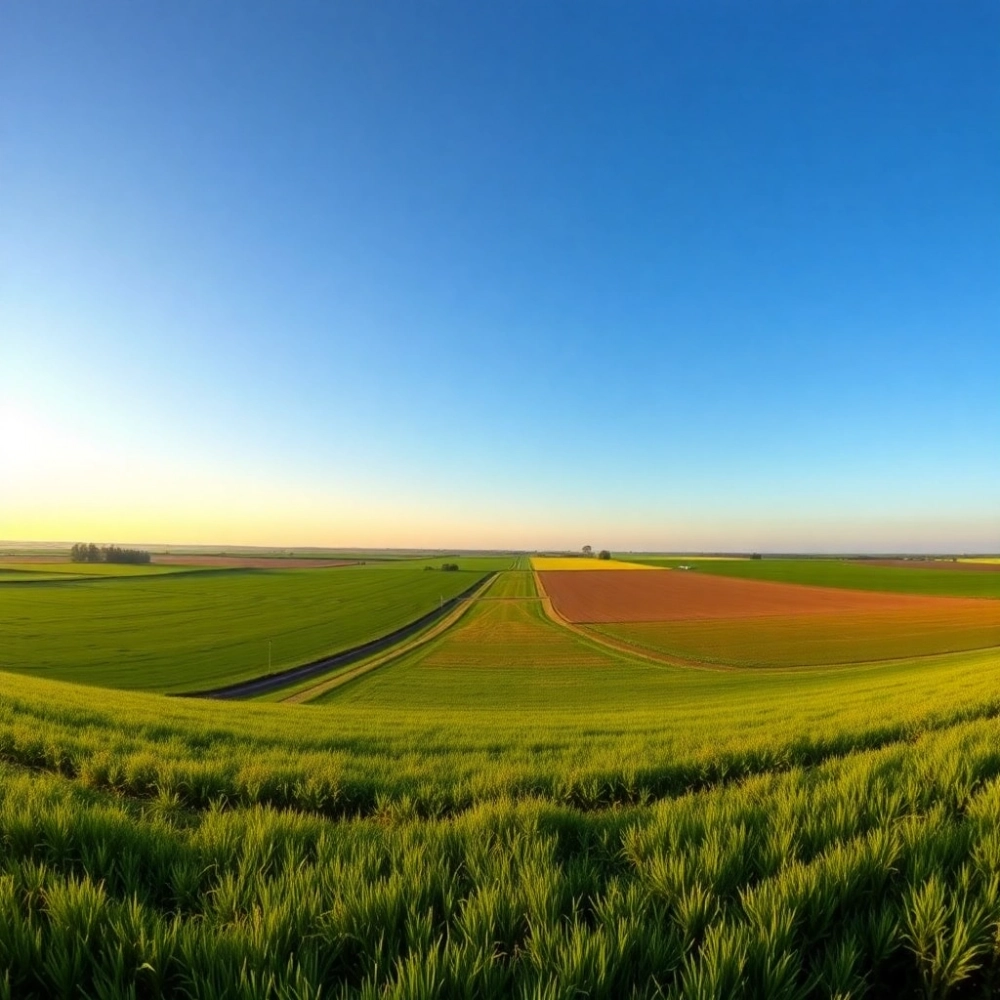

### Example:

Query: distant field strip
xmin=0 ymin=567 xmax=488 ymax=692
xmin=622 ymin=556 xmax=1000 ymax=598
xmin=530 ymin=556 xmax=657 ymax=571
xmin=0 ymin=561 xmax=199 ymax=578
xmin=152 ymin=555 xmax=361 ymax=568
xmin=484 ymin=570 xmax=538 ymax=598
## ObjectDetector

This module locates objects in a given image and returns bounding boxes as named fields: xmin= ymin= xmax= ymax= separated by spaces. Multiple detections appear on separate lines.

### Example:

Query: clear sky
xmin=2 ymin=1 xmax=998 ymax=552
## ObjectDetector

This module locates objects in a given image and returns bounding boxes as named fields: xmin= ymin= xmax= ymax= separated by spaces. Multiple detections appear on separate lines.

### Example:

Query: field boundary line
xmin=181 ymin=572 xmax=496 ymax=700
xmin=532 ymin=570 xmax=739 ymax=672
xmin=534 ymin=571 xmax=1000 ymax=673
xmin=284 ymin=573 xmax=500 ymax=704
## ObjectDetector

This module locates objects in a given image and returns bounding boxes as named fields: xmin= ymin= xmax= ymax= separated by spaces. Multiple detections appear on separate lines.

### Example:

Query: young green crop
xmin=3 ymin=647 xmax=1000 ymax=998
xmin=484 ymin=571 xmax=538 ymax=598
xmin=0 ymin=566 xmax=487 ymax=692
xmin=4 ymin=563 xmax=1000 ymax=997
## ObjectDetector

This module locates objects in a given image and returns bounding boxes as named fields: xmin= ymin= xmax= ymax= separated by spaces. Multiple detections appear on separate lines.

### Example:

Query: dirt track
xmin=180 ymin=573 xmax=495 ymax=699
xmin=538 ymin=569 xmax=1000 ymax=623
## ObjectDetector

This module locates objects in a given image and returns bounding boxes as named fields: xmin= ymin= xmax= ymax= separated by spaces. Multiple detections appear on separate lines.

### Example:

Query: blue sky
xmin=2 ymin=1 xmax=998 ymax=551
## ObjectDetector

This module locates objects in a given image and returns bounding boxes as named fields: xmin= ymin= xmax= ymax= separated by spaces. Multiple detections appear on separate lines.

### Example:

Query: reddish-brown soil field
xmin=152 ymin=555 xmax=360 ymax=569
xmin=539 ymin=569 xmax=1000 ymax=623
xmin=855 ymin=559 xmax=1000 ymax=573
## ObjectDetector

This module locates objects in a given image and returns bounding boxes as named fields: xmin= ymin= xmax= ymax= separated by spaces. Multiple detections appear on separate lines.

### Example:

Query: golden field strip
xmin=529 ymin=556 xmax=657 ymax=571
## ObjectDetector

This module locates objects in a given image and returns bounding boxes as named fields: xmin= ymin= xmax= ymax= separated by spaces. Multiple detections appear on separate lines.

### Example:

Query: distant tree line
xmin=70 ymin=543 xmax=151 ymax=565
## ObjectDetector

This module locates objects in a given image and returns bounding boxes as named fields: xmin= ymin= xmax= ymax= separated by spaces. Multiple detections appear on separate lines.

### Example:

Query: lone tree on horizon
xmin=582 ymin=545 xmax=593 ymax=556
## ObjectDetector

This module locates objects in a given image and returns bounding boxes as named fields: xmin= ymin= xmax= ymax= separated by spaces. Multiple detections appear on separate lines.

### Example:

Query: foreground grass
xmin=620 ymin=557 xmax=1000 ymax=599
xmin=0 ymin=566 xmax=488 ymax=692
xmin=3 ymin=648 xmax=1000 ymax=997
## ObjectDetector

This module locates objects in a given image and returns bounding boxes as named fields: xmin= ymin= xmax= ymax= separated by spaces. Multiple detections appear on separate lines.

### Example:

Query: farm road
xmin=284 ymin=573 xmax=499 ymax=703
xmin=182 ymin=573 xmax=496 ymax=700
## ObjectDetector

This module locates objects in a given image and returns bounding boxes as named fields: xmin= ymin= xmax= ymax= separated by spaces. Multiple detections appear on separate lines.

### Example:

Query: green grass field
xmin=4 ymin=564 xmax=1000 ymax=996
xmin=0 ymin=562 xmax=201 ymax=579
xmin=0 ymin=564 xmax=491 ymax=692
xmin=619 ymin=556 xmax=1000 ymax=599
xmin=484 ymin=570 xmax=538 ymax=598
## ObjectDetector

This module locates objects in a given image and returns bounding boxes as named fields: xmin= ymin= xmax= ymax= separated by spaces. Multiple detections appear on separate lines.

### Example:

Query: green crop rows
xmin=0 ymin=563 xmax=493 ymax=692
xmin=3 ymin=563 xmax=1000 ymax=996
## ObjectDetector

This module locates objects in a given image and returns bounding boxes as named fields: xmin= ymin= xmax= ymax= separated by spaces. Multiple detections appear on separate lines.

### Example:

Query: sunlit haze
xmin=2 ymin=3 xmax=998 ymax=552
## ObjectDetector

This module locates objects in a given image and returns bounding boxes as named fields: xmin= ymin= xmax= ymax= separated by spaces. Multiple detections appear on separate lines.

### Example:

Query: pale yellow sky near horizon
xmin=3 ymin=400 xmax=997 ymax=553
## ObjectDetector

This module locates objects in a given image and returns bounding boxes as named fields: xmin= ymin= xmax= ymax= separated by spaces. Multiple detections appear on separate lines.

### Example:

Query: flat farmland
xmin=0 ymin=566 xmax=488 ymax=692
xmin=595 ymin=606 xmax=1000 ymax=667
xmin=621 ymin=556 xmax=1000 ymax=598
xmin=314 ymin=591 xmax=643 ymax=709
xmin=539 ymin=569 xmax=1000 ymax=667
xmin=486 ymin=570 xmax=538 ymax=598
xmin=6 ymin=562 xmax=1000 ymax=995
xmin=531 ymin=556 xmax=656 ymax=570
xmin=151 ymin=554 xmax=361 ymax=568
xmin=861 ymin=558 xmax=1000 ymax=573
xmin=0 ymin=561 xmax=199 ymax=578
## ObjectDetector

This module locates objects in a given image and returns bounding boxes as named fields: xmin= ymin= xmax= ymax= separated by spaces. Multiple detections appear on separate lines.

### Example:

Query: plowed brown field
xmin=538 ymin=569 xmax=1000 ymax=623
xmin=538 ymin=569 xmax=1000 ymax=667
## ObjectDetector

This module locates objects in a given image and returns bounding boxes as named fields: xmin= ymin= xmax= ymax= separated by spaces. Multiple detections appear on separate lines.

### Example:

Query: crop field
xmin=621 ymin=556 xmax=1000 ymax=599
xmin=485 ymin=571 xmax=538 ymax=598
xmin=0 ymin=565 xmax=490 ymax=692
xmin=539 ymin=567 xmax=1000 ymax=667
xmin=4 ymin=634 xmax=1000 ymax=997
xmin=151 ymin=555 xmax=362 ymax=568
xmin=0 ymin=561 xmax=198 ymax=578
xmin=4 ymin=561 xmax=1000 ymax=996
xmin=531 ymin=556 xmax=656 ymax=571
xmin=314 ymin=595 xmax=633 ymax=709
xmin=594 ymin=607 xmax=1000 ymax=667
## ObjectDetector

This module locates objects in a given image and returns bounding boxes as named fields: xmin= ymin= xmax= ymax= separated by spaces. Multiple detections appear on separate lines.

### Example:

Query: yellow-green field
xmin=530 ymin=556 xmax=658 ymax=571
